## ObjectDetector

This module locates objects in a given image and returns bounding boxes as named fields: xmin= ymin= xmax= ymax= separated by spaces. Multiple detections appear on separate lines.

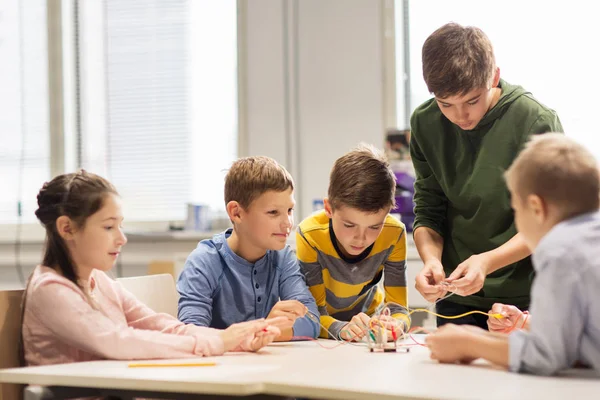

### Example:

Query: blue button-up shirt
xmin=177 ymin=229 xmax=319 ymax=338
xmin=509 ymin=211 xmax=600 ymax=376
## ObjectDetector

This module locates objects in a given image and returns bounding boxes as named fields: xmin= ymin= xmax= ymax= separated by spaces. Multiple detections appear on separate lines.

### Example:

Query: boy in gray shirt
xmin=426 ymin=134 xmax=600 ymax=376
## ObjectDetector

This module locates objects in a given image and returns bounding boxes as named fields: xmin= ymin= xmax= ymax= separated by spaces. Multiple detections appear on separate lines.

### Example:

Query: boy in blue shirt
xmin=177 ymin=156 xmax=319 ymax=340
xmin=426 ymin=134 xmax=600 ymax=376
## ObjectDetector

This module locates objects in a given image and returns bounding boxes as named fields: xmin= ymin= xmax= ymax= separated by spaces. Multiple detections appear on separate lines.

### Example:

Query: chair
xmin=116 ymin=274 xmax=179 ymax=318
xmin=0 ymin=290 xmax=24 ymax=400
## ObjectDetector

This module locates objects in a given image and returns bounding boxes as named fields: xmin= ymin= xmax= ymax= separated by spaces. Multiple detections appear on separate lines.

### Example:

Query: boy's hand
xmin=378 ymin=314 xmax=404 ymax=340
xmin=425 ymin=324 xmax=477 ymax=364
xmin=487 ymin=303 xmax=524 ymax=333
xmin=415 ymin=259 xmax=447 ymax=302
xmin=266 ymin=300 xmax=307 ymax=330
xmin=339 ymin=312 xmax=370 ymax=341
xmin=445 ymin=254 xmax=489 ymax=296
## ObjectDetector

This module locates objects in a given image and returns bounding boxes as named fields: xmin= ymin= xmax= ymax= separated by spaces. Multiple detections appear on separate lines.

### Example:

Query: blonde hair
xmin=224 ymin=156 xmax=294 ymax=209
xmin=505 ymin=134 xmax=599 ymax=219
xmin=328 ymin=144 xmax=396 ymax=212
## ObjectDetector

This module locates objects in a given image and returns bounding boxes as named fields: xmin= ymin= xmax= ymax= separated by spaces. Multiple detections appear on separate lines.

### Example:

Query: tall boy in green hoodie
xmin=410 ymin=23 xmax=563 ymax=328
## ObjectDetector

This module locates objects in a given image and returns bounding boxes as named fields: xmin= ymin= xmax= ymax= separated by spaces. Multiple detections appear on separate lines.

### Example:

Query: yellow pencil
xmin=128 ymin=362 xmax=217 ymax=368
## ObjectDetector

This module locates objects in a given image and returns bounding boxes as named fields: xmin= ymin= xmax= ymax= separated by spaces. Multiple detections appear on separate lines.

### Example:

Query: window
xmin=399 ymin=0 xmax=599 ymax=158
xmin=0 ymin=0 xmax=50 ymax=224
xmin=77 ymin=0 xmax=238 ymax=222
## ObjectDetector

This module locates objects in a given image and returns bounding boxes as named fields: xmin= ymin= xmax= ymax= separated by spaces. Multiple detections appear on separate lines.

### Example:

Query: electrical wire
xmin=292 ymin=284 xmax=522 ymax=351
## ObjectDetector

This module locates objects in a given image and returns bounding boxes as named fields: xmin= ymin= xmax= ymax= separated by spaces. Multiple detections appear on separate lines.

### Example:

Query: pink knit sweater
xmin=22 ymin=265 xmax=224 ymax=366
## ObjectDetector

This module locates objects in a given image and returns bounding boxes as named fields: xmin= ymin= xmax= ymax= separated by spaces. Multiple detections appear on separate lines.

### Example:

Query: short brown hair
xmin=505 ymin=134 xmax=600 ymax=219
xmin=224 ymin=156 xmax=294 ymax=209
xmin=422 ymin=23 xmax=496 ymax=98
xmin=328 ymin=144 xmax=396 ymax=212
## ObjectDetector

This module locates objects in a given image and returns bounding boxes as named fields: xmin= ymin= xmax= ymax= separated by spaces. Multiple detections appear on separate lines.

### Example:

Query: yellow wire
xmin=408 ymin=308 xmax=504 ymax=320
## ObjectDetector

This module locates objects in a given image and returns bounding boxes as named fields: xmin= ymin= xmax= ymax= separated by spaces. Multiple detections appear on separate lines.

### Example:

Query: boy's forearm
xmin=413 ymin=227 xmax=444 ymax=263
xmin=483 ymin=233 xmax=532 ymax=274
xmin=468 ymin=334 xmax=510 ymax=369
xmin=483 ymin=330 xmax=513 ymax=339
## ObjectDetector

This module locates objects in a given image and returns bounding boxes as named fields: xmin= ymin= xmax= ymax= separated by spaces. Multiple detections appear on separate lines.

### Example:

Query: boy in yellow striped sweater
xmin=297 ymin=144 xmax=410 ymax=340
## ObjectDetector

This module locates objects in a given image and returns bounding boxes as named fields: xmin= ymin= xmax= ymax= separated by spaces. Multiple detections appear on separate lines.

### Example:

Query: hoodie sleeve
xmin=409 ymin=119 xmax=448 ymax=237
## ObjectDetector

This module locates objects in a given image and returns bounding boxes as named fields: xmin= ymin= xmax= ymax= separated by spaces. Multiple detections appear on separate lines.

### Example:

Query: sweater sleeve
xmin=409 ymin=119 xmax=448 ymax=237
xmin=28 ymin=276 xmax=224 ymax=360
xmin=277 ymin=246 xmax=320 ymax=339
xmin=382 ymin=231 xmax=411 ymax=331
xmin=509 ymin=252 xmax=584 ymax=375
xmin=176 ymin=251 xmax=217 ymax=327
xmin=296 ymin=230 xmax=346 ymax=339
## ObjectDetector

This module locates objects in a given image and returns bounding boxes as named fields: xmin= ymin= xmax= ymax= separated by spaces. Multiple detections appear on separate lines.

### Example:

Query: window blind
xmin=0 ymin=0 xmax=50 ymax=224
xmin=79 ymin=0 xmax=237 ymax=222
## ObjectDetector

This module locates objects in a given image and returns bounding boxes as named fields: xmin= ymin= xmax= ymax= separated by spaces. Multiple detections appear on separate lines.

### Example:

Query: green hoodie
xmin=409 ymin=80 xmax=563 ymax=309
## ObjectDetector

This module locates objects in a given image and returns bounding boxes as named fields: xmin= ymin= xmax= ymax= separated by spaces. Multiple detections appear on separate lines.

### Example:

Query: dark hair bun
xmin=35 ymin=179 xmax=65 ymax=225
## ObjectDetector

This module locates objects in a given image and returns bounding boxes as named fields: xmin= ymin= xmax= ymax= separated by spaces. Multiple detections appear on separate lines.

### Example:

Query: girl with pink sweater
xmin=22 ymin=171 xmax=280 ymax=366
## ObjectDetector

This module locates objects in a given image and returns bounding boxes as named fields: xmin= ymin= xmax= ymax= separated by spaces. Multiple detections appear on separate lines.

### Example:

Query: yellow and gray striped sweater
xmin=296 ymin=211 xmax=410 ymax=339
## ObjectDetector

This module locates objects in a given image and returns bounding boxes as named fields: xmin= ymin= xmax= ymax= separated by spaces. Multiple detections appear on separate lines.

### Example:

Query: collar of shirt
xmin=213 ymin=229 xmax=270 ymax=271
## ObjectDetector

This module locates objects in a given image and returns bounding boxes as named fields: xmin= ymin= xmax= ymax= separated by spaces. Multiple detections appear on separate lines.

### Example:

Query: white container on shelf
xmin=185 ymin=203 xmax=210 ymax=232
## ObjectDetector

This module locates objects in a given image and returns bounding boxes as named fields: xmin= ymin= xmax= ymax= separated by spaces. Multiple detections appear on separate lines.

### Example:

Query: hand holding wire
xmin=445 ymin=254 xmax=490 ymax=296
xmin=295 ymin=296 xmax=525 ymax=353
xmin=340 ymin=312 xmax=370 ymax=341
xmin=415 ymin=259 xmax=448 ymax=302
xmin=487 ymin=303 xmax=525 ymax=333
xmin=266 ymin=300 xmax=306 ymax=330
xmin=378 ymin=314 xmax=400 ymax=338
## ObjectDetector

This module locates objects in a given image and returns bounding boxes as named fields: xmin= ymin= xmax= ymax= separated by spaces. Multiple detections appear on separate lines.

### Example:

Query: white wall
xmin=241 ymin=0 xmax=288 ymax=161
xmin=406 ymin=1 xmax=600 ymax=158
xmin=239 ymin=0 xmax=395 ymax=219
